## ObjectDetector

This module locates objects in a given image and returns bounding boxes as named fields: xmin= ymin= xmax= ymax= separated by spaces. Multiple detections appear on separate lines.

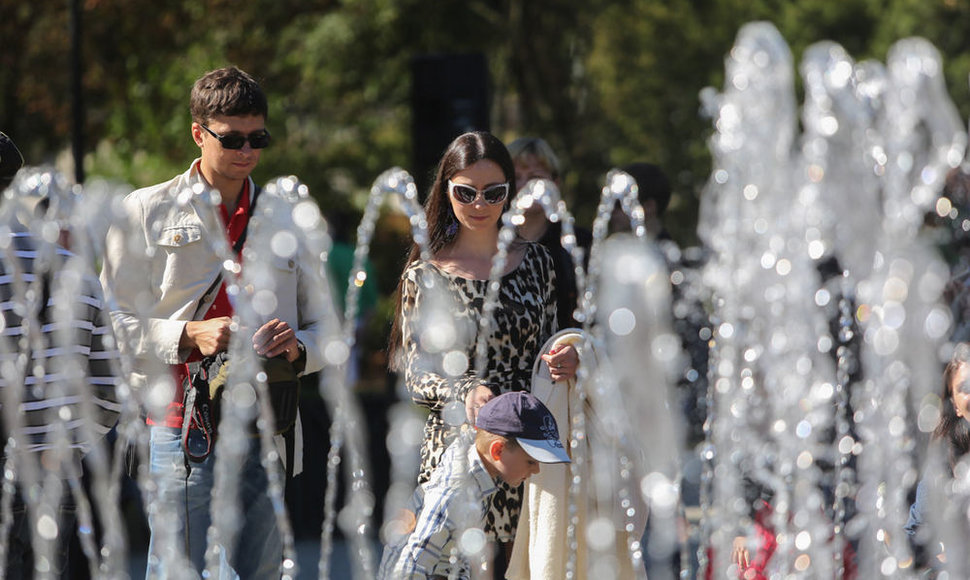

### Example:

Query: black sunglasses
xmin=200 ymin=124 xmax=271 ymax=150
xmin=447 ymin=180 xmax=509 ymax=205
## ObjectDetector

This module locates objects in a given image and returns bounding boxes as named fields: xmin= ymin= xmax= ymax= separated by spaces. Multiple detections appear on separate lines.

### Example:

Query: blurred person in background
xmin=508 ymin=137 xmax=591 ymax=328
xmin=0 ymin=132 xmax=24 ymax=191
xmin=0 ymin=136 xmax=123 ymax=578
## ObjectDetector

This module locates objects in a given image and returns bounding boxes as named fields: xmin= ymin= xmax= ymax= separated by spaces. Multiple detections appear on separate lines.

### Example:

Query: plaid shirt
xmin=379 ymin=433 xmax=499 ymax=579
xmin=0 ymin=231 xmax=122 ymax=456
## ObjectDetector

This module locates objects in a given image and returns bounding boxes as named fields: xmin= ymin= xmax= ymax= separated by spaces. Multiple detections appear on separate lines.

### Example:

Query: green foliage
xmin=5 ymin=0 xmax=970 ymax=254
xmin=7 ymin=0 xmax=970 ymax=393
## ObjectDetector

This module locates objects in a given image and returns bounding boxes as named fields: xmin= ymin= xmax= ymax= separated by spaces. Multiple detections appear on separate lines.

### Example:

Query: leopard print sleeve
xmin=536 ymin=243 xmax=560 ymax=337
xmin=400 ymin=262 xmax=484 ymax=412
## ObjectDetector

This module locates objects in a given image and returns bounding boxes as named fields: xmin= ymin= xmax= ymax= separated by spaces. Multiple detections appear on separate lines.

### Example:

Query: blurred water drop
xmin=270 ymin=230 xmax=298 ymax=258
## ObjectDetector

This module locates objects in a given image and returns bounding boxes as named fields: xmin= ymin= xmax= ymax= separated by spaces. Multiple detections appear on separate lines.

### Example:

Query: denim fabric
xmin=905 ymin=479 xmax=927 ymax=537
xmin=5 ymin=488 xmax=76 ymax=580
xmin=146 ymin=425 xmax=282 ymax=579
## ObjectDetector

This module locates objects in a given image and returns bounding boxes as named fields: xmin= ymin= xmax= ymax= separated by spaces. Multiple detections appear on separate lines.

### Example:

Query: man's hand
xmin=731 ymin=536 xmax=750 ymax=570
xmin=181 ymin=316 xmax=233 ymax=356
xmin=253 ymin=318 xmax=300 ymax=362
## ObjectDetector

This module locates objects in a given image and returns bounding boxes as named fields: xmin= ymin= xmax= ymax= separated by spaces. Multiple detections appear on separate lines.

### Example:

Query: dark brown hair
xmin=386 ymin=131 xmax=515 ymax=369
xmin=934 ymin=342 xmax=970 ymax=471
xmin=190 ymin=66 xmax=268 ymax=124
xmin=619 ymin=162 xmax=672 ymax=216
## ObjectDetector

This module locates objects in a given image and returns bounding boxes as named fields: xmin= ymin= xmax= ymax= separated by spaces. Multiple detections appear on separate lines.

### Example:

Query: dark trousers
xmin=5 ymin=486 xmax=77 ymax=579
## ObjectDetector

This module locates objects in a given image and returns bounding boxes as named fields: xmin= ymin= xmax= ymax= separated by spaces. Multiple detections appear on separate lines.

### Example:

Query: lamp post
xmin=70 ymin=0 xmax=84 ymax=184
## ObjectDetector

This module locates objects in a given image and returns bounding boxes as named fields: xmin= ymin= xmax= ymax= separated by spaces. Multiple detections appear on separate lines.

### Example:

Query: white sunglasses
xmin=447 ymin=180 xmax=510 ymax=205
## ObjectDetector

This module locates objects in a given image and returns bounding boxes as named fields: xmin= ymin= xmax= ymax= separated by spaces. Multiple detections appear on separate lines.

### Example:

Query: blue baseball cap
xmin=476 ymin=391 xmax=571 ymax=464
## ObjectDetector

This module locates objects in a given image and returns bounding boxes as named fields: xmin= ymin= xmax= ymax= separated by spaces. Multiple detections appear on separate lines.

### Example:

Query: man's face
xmin=514 ymin=154 xmax=556 ymax=194
xmin=514 ymin=155 xmax=557 ymax=219
xmin=192 ymin=114 xmax=266 ymax=184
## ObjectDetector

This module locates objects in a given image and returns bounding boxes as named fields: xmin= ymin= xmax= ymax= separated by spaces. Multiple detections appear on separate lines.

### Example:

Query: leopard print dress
xmin=399 ymin=241 xmax=558 ymax=542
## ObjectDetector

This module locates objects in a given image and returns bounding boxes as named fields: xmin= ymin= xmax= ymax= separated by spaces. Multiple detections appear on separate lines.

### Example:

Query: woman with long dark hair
xmin=388 ymin=131 xmax=578 ymax=562
xmin=905 ymin=342 xmax=970 ymax=566
xmin=932 ymin=344 xmax=970 ymax=467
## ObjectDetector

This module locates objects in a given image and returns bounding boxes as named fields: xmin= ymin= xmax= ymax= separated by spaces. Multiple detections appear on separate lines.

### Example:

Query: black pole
xmin=70 ymin=0 xmax=84 ymax=184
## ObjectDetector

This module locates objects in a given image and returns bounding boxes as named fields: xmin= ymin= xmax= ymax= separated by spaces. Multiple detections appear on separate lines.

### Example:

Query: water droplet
xmin=252 ymin=289 xmax=278 ymax=316
xmin=459 ymin=528 xmax=487 ymax=556
xmin=293 ymin=201 xmax=321 ymax=229
xmin=325 ymin=341 xmax=350 ymax=365
xmin=36 ymin=514 xmax=58 ymax=540
xmin=442 ymin=351 xmax=469 ymax=377
xmin=271 ymin=230 xmax=298 ymax=258
xmin=585 ymin=517 xmax=615 ymax=551
xmin=608 ymin=308 xmax=636 ymax=336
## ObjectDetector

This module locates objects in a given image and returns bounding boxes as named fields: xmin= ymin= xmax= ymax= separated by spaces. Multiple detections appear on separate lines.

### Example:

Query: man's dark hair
xmin=0 ymin=132 xmax=24 ymax=190
xmin=620 ymin=162 xmax=672 ymax=216
xmin=190 ymin=66 xmax=268 ymax=124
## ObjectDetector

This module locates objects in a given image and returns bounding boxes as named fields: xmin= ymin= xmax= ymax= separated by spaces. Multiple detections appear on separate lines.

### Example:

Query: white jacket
xmin=101 ymin=160 xmax=327 ymax=384
xmin=100 ymin=160 xmax=332 ymax=473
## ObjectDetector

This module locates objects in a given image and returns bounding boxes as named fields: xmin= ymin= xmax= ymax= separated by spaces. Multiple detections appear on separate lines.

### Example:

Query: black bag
xmin=206 ymin=354 xmax=300 ymax=435
xmin=181 ymin=353 xmax=300 ymax=463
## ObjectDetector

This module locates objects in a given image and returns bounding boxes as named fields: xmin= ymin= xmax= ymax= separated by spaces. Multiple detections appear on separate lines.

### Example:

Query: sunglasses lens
xmin=249 ymin=132 xmax=271 ymax=149
xmin=452 ymin=184 xmax=478 ymax=204
xmin=483 ymin=184 xmax=508 ymax=204
xmin=221 ymin=135 xmax=246 ymax=149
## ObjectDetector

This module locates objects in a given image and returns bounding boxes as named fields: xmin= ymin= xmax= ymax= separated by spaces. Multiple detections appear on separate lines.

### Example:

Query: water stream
xmin=1 ymin=21 xmax=968 ymax=580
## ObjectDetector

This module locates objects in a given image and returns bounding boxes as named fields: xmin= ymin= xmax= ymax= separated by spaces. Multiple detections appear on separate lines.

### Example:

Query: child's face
xmin=495 ymin=443 xmax=541 ymax=486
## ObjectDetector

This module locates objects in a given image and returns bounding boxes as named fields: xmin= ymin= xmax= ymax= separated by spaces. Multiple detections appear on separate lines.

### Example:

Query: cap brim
xmin=518 ymin=437 xmax=571 ymax=464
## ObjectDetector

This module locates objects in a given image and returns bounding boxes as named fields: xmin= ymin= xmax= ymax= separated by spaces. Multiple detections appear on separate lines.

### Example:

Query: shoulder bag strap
xmin=191 ymin=184 xmax=263 ymax=320
xmin=182 ymin=184 xmax=264 ymax=461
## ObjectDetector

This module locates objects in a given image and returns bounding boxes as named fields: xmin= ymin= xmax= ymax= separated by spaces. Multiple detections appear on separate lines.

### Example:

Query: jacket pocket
xmin=153 ymin=224 xmax=212 ymax=293
xmin=157 ymin=224 xmax=204 ymax=248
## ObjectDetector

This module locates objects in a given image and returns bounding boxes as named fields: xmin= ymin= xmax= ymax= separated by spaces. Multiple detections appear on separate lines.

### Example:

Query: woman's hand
xmin=465 ymin=384 xmax=495 ymax=424
xmin=541 ymin=343 xmax=579 ymax=383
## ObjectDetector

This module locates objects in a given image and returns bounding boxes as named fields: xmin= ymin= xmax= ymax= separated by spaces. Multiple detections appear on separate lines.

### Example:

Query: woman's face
xmin=448 ymin=159 xmax=507 ymax=234
xmin=950 ymin=362 xmax=970 ymax=424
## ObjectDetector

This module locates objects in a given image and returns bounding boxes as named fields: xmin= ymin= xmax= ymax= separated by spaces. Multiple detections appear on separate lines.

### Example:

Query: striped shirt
xmin=0 ymin=231 xmax=122 ymax=456
xmin=378 ymin=433 xmax=499 ymax=579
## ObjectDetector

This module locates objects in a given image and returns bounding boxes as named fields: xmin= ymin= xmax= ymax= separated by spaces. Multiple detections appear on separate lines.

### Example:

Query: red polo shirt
xmin=152 ymin=180 xmax=252 ymax=428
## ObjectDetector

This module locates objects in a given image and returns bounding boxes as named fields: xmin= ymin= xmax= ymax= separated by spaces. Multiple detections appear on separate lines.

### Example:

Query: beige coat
xmin=507 ymin=329 xmax=648 ymax=580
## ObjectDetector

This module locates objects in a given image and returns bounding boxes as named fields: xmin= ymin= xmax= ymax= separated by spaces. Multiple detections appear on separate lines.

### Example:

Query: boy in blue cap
xmin=379 ymin=391 xmax=570 ymax=579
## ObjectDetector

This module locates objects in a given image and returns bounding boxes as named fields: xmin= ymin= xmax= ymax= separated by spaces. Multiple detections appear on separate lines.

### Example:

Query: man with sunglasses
xmin=102 ymin=66 xmax=326 ymax=578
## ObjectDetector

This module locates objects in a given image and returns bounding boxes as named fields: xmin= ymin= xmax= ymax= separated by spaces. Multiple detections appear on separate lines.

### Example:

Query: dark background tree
xmin=6 ymin=0 xmax=969 ymax=245
xmin=4 ymin=0 xmax=969 ymax=381
xmin=5 ymin=0 xmax=970 ymax=390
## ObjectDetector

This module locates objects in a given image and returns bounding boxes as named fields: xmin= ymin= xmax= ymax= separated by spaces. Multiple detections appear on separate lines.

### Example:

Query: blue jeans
xmin=5 ymin=486 xmax=75 ymax=579
xmin=146 ymin=426 xmax=282 ymax=579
